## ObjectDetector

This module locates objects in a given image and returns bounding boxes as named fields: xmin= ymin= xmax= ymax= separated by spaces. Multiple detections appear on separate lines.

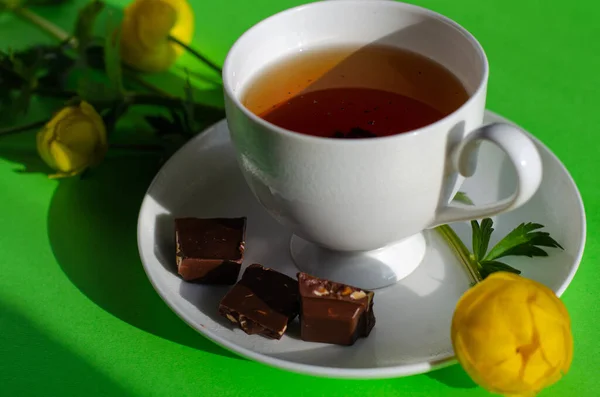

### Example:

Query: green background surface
xmin=0 ymin=0 xmax=598 ymax=396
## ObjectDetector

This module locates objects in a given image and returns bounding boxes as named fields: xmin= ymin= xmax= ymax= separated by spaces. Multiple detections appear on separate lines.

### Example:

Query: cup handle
xmin=430 ymin=122 xmax=543 ymax=227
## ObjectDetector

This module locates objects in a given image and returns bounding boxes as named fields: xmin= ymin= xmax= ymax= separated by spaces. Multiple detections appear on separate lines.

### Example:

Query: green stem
xmin=0 ymin=119 xmax=47 ymax=137
xmin=168 ymin=35 xmax=222 ymax=76
xmin=126 ymin=93 xmax=224 ymax=116
xmin=435 ymin=224 xmax=482 ymax=283
xmin=12 ymin=7 xmax=76 ymax=46
xmin=34 ymin=87 xmax=77 ymax=98
xmin=110 ymin=143 xmax=163 ymax=152
xmin=33 ymin=77 xmax=174 ymax=104
xmin=126 ymin=93 xmax=183 ymax=108
xmin=0 ymin=97 xmax=172 ymax=138
xmin=0 ymin=92 xmax=223 ymax=138
xmin=123 ymin=69 xmax=174 ymax=97
xmin=13 ymin=7 xmax=177 ymax=98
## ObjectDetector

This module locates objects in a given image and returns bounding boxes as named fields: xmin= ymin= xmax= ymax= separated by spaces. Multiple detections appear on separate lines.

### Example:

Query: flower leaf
xmin=23 ymin=0 xmax=69 ymax=5
xmin=104 ymin=14 xmax=124 ymax=96
xmin=178 ymin=70 xmax=226 ymax=135
xmin=101 ymin=100 xmax=129 ymax=134
xmin=144 ymin=112 xmax=192 ymax=157
xmin=83 ymin=44 xmax=106 ymax=70
xmin=34 ymin=47 xmax=75 ymax=89
xmin=0 ymin=51 xmax=23 ymax=113
xmin=453 ymin=191 xmax=474 ymax=205
xmin=145 ymin=114 xmax=184 ymax=137
xmin=439 ymin=197 xmax=563 ymax=283
xmin=0 ymin=0 xmax=22 ymax=10
xmin=181 ymin=70 xmax=196 ymax=135
xmin=74 ymin=0 xmax=105 ymax=53
xmin=471 ymin=218 xmax=494 ymax=262
xmin=1 ymin=45 xmax=74 ymax=96
xmin=484 ymin=222 xmax=564 ymax=261
xmin=76 ymin=75 xmax=114 ymax=102
xmin=73 ymin=17 xmax=123 ymax=103
xmin=479 ymin=260 xmax=522 ymax=279
xmin=0 ymin=48 xmax=45 ymax=117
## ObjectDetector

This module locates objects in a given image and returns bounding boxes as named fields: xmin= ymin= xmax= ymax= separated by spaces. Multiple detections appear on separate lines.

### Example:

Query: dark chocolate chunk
xmin=175 ymin=217 xmax=246 ymax=284
xmin=297 ymin=273 xmax=375 ymax=346
xmin=219 ymin=264 xmax=300 ymax=339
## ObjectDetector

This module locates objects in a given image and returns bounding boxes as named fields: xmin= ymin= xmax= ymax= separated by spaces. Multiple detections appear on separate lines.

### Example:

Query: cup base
xmin=290 ymin=233 xmax=427 ymax=290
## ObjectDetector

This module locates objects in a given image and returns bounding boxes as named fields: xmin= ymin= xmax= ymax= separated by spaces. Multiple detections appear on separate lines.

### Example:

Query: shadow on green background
xmin=1 ymin=0 xmax=481 ymax=387
xmin=0 ymin=141 xmax=479 ymax=392
xmin=0 ymin=301 xmax=131 ymax=396
xmin=40 ymin=152 xmax=239 ymax=359
xmin=0 ymin=6 xmax=235 ymax=354
xmin=426 ymin=364 xmax=477 ymax=389
xmin=0 ymin=0 xmax=234 ymax=357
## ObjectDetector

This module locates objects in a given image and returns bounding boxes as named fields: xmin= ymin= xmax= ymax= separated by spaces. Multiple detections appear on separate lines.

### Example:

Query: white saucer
xmin=137 ymin=111 xmax=585 ymax=379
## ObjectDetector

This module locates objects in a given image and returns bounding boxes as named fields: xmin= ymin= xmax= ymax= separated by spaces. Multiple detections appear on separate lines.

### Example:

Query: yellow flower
xmin=451 ymin=272 xmax=573 ymax=397
xmin=120 ymin=0 xmax=194 ymax=72
xmin=36 ymin=101 xmax=108 ymax=179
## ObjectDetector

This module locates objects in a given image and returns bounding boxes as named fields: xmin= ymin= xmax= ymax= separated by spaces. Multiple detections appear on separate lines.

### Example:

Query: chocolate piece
xmin=219 ymin=264 xmax=299 ymax=339
xmin=175 ymin=217 xmax=246 ymax=284
xmin=297 ymin=273 xmax=375 ymax=346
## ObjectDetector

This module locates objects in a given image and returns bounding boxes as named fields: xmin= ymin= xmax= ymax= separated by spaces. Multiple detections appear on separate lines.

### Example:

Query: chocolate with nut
xmin=175 ymin=217 xmax=246 ymax=284
xmin=219 ymin=264 xmax=300 ymax=339
xmin=297 ymin=272 xmax=375 ymax=346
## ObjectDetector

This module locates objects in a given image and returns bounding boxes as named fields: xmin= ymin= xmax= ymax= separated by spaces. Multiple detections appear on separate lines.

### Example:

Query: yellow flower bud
xmin=36 ymin=101 xmax=108 ymax=179
xmin=120 ymin=0 xmax=194 ymax=72
xmin=451 ymin=272 xmax=573 ymax=396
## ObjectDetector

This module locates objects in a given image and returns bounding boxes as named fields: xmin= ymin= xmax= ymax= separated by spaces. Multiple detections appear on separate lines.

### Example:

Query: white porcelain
xmin=223 ymin=0 xmax=542 ymax=288
xmin=137 ymin=111 xmax=585 ymax=379
xmin=290 ymin=232 xmax=426 ymax=290
xmin=222 ymin=0 xmax=543 ymax=288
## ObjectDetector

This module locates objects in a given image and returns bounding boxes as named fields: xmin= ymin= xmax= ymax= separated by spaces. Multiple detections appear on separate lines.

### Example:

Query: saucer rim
xmin=136 ymin=110 xmax=586 ymax=379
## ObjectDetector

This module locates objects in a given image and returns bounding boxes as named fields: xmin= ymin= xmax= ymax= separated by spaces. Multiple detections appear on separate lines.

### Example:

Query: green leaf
xmin=83 ymin=44 xmax=106 ymax=70
xmin=144 ymin=113 xmax=189 ymax=158
xmin=73 ymin=0 xmax=105 ymax=52
xmin=181 ymin=70 xmax=196 ymax=134
xmin=25 ymin=45 xmax=74 ymax=89
xmin=471 ymin=218 xmax=494 ymax=262
xmin=101 ymin=101 xmax=129 ymax=134
xmin=145 ymin=115 xmax=175 ymax=134
xmin=178 ymin=70 xmax=226 ymax=135
xmin=103 ymin=15 xmax=124 ymax=96
xmin=145 ymin=110 xmax=187 ymax=138
xmin=73 ymin=14 xmax=123 ymax=103
xmin=63 ymin=97 xmax=82 ymax=107
xmin=484 ymin=222 xmax=564 ymax=261
xmin=453 ymin=191 xmax=474 ymax=205
xmin=0 ymin=0 xmax=23 ymax=10
xmin=10 ymin=83 xmax=35 ymax=116
xmin=190 ymin=103 xmax=226 ymax=132
xmin=498 ymin=245 xmax=550 ymax=258
xmin=23 ymin=0 xmax=69 ymax=5
xmin=0 ymin=53 xmax=25 ymax=112
xmin=76 ymin=75 xmax=111 ymax=102
xmin=1 ymin=48 xmax=45 ymax=116
xmin=479 ymin=260 xmax=522 ymax=279
xmin=1 ymin=45 xmax=79 ymax=117
xmin=180 ymin=72 xmax=226 ymax=134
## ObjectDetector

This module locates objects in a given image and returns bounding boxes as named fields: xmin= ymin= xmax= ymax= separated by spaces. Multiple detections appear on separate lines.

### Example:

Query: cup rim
xmin=222 ymin=0 xmax=489 ymax=145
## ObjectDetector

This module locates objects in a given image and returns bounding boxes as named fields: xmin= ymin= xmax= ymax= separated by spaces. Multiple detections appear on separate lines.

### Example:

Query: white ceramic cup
xmin=223 ymin=0 xmax=542 ymax=288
